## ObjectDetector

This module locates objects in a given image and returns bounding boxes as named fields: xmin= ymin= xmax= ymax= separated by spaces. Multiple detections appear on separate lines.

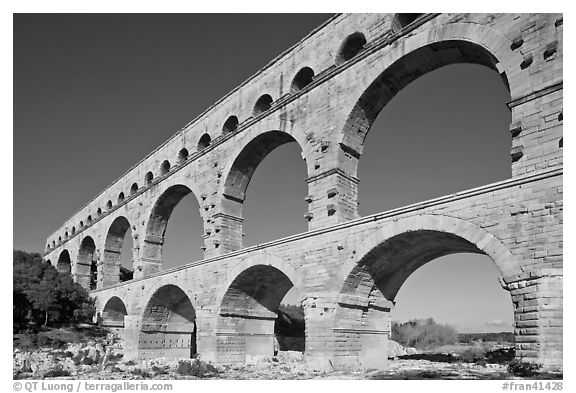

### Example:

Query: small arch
xmin=145 ymin=171 xmax=154 ymax=185
xmin=97 ymin=208 xmax=102 ymax=216
xmin=87 ymin=215 xmax=92 ymax=224
xmin=117 ymin=192 xmax=125 ymax=204
xmin=222 ymin=116 xmax=239 ymax=135
xmin=106 ymin=200 xmax=113 ymax=210
xmin=290 ymin=67 xmax=315 ymax=93
xmin=46 ymin=259 xmax=52 ymax=265
xmin=336 ymin=32 xmax=367 ymax=66
xmin=253 ymin=94 xmax=273 ymax=116
xmin=197 ymin=133 xmax=211 ymax=151
xmin=392 ymin=13 xmax=424 ymax=32
xmin=52 ymin=240 xmax=56 ymax=248
xmin=130 ymin=183 xmax=139 ymax=195
xmin=58 ymin=236 xmax=62 ymax=244
xmin=160 ymin=160 xmax=171 ymax=175
xmin=101 ymin=296 xmax=128 ymax=328
xmin=79 ymin=221 xmax=84 ymax=228
xmin=65 ymin=231 xmax=69 ymax=238
xmin=71 ymin=226 xmax=76 ymax=235
xmin=178 ymin=148 xmax=189 ymax=163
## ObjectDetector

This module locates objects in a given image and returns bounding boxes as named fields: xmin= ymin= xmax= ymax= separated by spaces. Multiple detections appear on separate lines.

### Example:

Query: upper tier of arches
xmin=43 ymin=13 xmax=559 ymax=268
xmin=45 ymin=13 xmax=441 ymax=251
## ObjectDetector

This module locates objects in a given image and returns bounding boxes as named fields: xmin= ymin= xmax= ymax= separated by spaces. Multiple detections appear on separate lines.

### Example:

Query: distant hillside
xmin=459 ymin=332 xmax=514 ymax=343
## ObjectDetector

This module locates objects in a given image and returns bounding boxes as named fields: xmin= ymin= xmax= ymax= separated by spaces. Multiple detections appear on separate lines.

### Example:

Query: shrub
xmin=176 ymin=359 xmax=219 ymax=378
xmin=151 ymin=365 xmax=169 ymax=375
xmin=508 ymin=360 xmax=542 ymax=377
xmin=459 ymin=348 xmax=487 ymax=366
xmin=44 ymin=366 xmax=71 ymax=378
xmin=391 ymin=318 xmax=458 ymax=350
xmin=131 ymin=368 xmax=152 ymax=378
xmin=486 ymin=347 xmax=515 ymax=364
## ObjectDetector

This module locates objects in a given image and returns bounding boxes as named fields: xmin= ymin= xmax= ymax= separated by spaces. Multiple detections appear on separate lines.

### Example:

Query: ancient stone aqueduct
xmin=43 ymin=14 xmax=563 ymax=370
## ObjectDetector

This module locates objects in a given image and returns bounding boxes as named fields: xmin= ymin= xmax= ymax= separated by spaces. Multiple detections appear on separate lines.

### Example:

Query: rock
xmin=276 ymin=351 xmax=304 ymax=363
xmin=388 ymin=340 xmax=408 ymax=358
xmin=245 ymin=354 xmax=273 ymax=365
xmin=406 ymin=347 xmax=418 ymax=355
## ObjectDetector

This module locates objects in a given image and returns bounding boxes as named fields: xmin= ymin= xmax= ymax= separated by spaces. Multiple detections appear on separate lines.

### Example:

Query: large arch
xmin=141 ymin=184 xmax=203 ymax=276
xmin=138 ymin=284 xmax=196 ymax=359
xmin=337 ymin=23 xmax=522 ymax=185
xmin=340 ymin=40 xmax=508 ymax=164
xmin=102 ymin=216 xmax=133 ymax=288
xmin=218 ymin=130 xmax=306 ymax=251
xmin=101 ymin=296 xmax=128 ymax=329
xmin=215 ymin=253 xmax=304 ymax=363
xmin=77 ymin=236 xmax=97 ymax=290
xmin=332 ymin=214 xmax=517 ymax=370
xmin=56 ymin=249 xmax=72 ymax=274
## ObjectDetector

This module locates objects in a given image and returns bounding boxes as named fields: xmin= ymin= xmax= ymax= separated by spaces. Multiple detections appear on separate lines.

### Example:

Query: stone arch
xmin=253 ymin=94 xmax=273 ymax=116
xmin=222 ymin=115 xmax=239 ymax=135
xmin=77 ymin=236 xmax=98 ymax=290
xmin=332 ymin=214 xmax=517 ymax=369
xmin=178 ymin=148 xmax=189 ymax=163
xmin=101 ymin=296 xmax=128 ymax=328
xmin=218 ymin=129 xmax=308 ymax=252
xmin=139 ymin=284 xmax=197 ymax=359
xmin=117 ymin=192 xmax=125 ymax=204
xmin=216 ymin=253 xmax=304 ymax=363
xmin=214 ymin=252 xmax=305 ymax=307
xmin=290 ymin=66 xmax=315 ymax=93
xmin=57 ymin=249 xmax=72 ymax=274
xmin=160 ymin=160 xmax=171 ymax=175
xmin=391 ymin=13 xmax=424 ymax=32
xmin=102 ymin=216 xmax=134 ymax=288
xmin=338 ymin=23 xmax=521 ymax=166
xmin=145 ymin=171 xmax=154 ymax=185
xmin=336 ymin=32 xmax=367 ymax=66
xmin=106 ymin=200 xmax=113 ymax=210
xmin=197 ymin=133 xmax=211 ymax=151
xmin=141 ymin=184 xmax=202 ymax=276
xmin=130 ymin=183 xmax=139 ymax=195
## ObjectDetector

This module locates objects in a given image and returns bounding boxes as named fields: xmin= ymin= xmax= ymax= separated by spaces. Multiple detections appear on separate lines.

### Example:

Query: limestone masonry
xmin=43 ymin=14 xmax=563 ymax=371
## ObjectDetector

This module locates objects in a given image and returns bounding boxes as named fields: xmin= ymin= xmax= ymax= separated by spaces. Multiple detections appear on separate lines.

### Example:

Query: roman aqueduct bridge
xmin=44 ymin=13 xmax=563 ymax=370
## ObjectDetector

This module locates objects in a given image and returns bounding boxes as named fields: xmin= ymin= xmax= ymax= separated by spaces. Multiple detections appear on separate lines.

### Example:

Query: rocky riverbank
xmin=13 ymin=327 xmax=561 ymax=380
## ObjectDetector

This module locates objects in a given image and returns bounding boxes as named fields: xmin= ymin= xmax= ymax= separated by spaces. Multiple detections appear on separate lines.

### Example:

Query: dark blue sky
xmin=13 ymin=14 xmax=514 ymax=332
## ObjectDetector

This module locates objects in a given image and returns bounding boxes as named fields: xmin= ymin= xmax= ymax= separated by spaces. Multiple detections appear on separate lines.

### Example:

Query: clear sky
xmin=13 ymin=13 xmax=514 ymax=333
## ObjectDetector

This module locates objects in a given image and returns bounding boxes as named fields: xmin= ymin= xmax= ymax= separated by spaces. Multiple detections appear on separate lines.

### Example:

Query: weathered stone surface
xmin=42 ymin=13 xmax=562 ymax=371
